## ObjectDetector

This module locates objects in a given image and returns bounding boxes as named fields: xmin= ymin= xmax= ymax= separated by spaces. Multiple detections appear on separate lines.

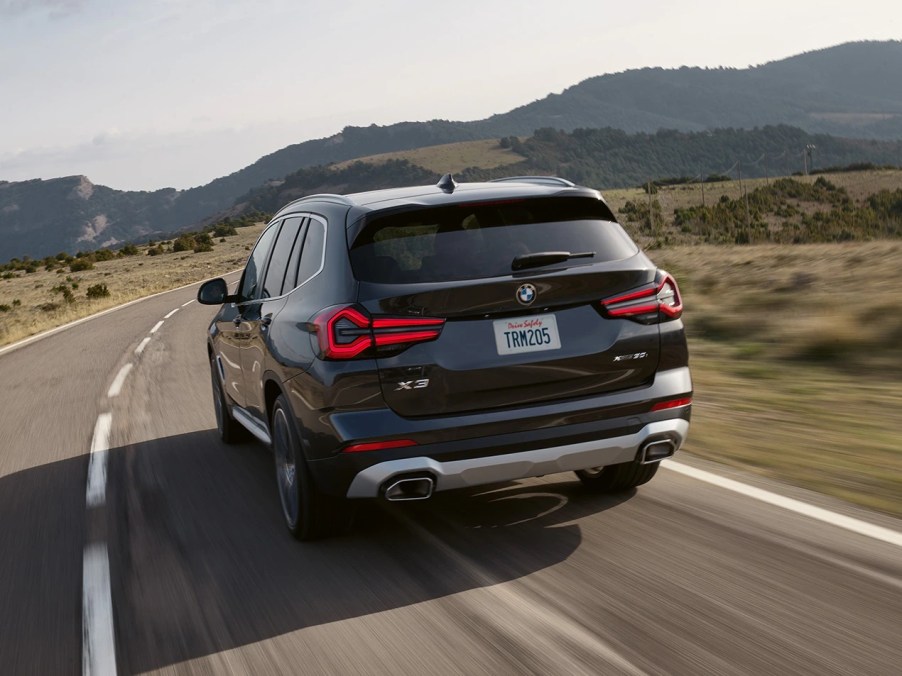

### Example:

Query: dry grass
xmin=0 ymin=224 xmax=264 ymax=347
xmin=651 ymin=242 xmax=902 ymax=516
xmin=332 ymin=139 xmax=525 ymax=174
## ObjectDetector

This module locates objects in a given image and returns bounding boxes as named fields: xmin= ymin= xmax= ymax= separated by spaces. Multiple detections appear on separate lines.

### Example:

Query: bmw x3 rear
xmin=198 ymin=175 xmax=691 ymax=539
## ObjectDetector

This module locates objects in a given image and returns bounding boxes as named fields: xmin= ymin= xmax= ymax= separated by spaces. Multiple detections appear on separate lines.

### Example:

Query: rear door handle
xmin=261 ymin=314 xmax=272 ymax=327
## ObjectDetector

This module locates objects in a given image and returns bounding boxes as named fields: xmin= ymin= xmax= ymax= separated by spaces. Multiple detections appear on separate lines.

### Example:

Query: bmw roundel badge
xmin=516 ymin=283 xmax=537 ymax=306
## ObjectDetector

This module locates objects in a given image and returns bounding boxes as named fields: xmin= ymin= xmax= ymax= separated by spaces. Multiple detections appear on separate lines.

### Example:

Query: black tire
xmin=575 ymin=460 xmax=659 ymax=492
xmin=210 ymin=356 xmax=245 ymax=444
xmin=271 ymin=394 xmax=350 ymax=540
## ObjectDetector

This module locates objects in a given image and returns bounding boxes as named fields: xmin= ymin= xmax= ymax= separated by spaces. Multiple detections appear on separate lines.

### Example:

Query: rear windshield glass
xmin=349 ymin=197 xmax=638 ymax=283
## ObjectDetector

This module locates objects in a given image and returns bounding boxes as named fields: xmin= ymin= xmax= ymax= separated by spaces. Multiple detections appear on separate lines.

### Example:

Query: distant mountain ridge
xmin=2 ymin=40 xmax=901 ymax=259
xmin=227 ymin=126 xmax=902 ymax=219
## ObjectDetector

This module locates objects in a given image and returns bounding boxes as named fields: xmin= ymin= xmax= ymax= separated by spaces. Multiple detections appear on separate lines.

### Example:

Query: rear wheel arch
xmin=264 ymin=378 xmax=283 ymax=423
xmin=263 ymin=376 xmax=310 ymax=458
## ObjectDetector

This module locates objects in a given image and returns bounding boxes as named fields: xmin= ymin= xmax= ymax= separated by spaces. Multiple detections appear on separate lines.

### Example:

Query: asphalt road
xmin=1 ymin=277 xmax=900 ymax=675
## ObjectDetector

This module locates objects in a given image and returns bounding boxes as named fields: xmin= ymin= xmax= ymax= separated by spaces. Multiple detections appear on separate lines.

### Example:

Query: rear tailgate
xmin=358 ymin=263 xmax=659 ymax=417
xmin=349 ymin=194 xmax=661 ymax=417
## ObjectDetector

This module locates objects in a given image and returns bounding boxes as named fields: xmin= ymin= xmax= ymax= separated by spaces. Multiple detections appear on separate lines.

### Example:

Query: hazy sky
xmin=1 ymin=0 xmax=899 ymax=191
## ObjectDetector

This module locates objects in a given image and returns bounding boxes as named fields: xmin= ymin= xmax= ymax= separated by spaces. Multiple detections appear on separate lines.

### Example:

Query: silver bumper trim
xmin=346 ymin=418 xmax=690 ymax=498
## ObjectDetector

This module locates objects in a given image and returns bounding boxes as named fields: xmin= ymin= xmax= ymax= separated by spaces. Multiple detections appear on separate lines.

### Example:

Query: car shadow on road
xmin=100 ymin=429 xmax=636 ymax=672
xmin=0 ymin=456 xmax=85 ymax=676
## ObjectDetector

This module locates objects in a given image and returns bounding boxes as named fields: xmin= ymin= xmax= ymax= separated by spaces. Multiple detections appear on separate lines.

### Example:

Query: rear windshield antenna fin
xmin=436 ymin=173 xmax=457 ymax=193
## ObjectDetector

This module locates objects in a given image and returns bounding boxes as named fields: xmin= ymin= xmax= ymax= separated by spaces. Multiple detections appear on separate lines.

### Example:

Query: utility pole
xmin=738 ymin=161 xmax=751 ymax=242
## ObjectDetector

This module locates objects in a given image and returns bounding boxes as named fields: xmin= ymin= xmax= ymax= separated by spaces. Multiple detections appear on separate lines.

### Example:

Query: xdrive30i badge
xmin=516 ymin=283 xmax=537 ymax=305
xmin=613 ymin=352 xmax=648 ymax=362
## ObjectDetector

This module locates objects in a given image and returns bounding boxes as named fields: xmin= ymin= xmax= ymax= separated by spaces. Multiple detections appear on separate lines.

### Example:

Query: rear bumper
xmin=345 ymin=418 xmax=689 ymax=498
xmin=302 ymin=366 xmax=691 ymax=498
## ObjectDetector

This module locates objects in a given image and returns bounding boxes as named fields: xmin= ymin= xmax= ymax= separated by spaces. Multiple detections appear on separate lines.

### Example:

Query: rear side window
xmin=349 ymin=197 xmax=638 ymax=283
xmin=238 ymin=221 xmax=280 ymax=301
xmin=296 ymin=218 xmax=325 ymax=286
xmin=261 ymin=217 xmax=303 ymax=299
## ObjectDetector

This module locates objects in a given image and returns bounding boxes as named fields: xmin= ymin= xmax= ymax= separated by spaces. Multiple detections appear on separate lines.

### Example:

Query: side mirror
xmin=197 ymin=278 xmax=234 ymax=305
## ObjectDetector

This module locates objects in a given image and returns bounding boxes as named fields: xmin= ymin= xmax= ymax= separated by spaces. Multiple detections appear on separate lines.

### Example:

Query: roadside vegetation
xmin=0 ymin=220 xmax=265 ymax=346
xmin=652 ymin=242 xmax=902 ymax=517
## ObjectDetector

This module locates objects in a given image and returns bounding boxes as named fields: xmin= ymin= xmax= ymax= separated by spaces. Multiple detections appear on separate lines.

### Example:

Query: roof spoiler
xmin=490 ymin=176 xmax=575 ymax=188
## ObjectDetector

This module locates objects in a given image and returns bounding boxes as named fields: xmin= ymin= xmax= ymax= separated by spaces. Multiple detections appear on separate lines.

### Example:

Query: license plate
xmin=493 ymin=314 xmax=562 ymax=355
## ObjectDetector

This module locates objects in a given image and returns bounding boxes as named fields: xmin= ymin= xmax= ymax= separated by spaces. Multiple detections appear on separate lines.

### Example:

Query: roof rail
xmin=279 ymin=193 xmax=355 ymax=211
xmin=490 ymin=176 xmax=575 ymax=188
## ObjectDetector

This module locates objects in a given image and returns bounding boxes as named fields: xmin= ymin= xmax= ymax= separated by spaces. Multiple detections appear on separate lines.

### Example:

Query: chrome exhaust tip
xmin=383 ymin=476 xmax=435 ymax=501
xmin=639 ymin=439 xmax=676 ymax=464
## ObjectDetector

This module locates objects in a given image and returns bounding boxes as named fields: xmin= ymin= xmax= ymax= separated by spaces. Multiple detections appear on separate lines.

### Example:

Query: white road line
xmin=82 ymin=543 xmax=117 ymax=676
xmin=86 ymin=414 xmax=112 ymax=508
xmin=149 ymin=321 xmax=164 ymax=334
xmin=106 ymin=364 xmax=133 ymax=399
xmin=181 ymin=299 xmax=194 ymax=307
xmin=663 ymin=460 xmax=902 ymax=548
xmin=164 ymin=308 xmax=179 ymax=319
xmin=134 ymin=337 xmax=151 ymax=355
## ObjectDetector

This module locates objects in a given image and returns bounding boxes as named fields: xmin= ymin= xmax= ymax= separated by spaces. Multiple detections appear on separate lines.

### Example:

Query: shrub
xmin=12 ymin=299 xmax=21 ymax=307
xmin=86 ymin=283 xmax=110 ymax=299
xmin=70 ymin=258 xmax=94 ymax=272
xmin=212 ymin=222 xmax=238 ymax=237
xmin=146 ymin=246 xmax=163 ymax=256
xmin=172 ymin=235 xmax=196 ymax=252
xmin=0 ymin=304 xmax=9 ymax=312
xmin=94 ymin=249 xmax=116 ymax=262
xmin=51 ymin=284 xmax=76 ymax=303
xmin=39 ymin=302 xmax=60 ymax=312
xmin=120 ymin=244 xmax=140 ymax=256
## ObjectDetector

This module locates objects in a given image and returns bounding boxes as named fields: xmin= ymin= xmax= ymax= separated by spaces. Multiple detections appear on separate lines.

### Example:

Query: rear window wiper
xmin=511 ymin=251 xmax=595 ymax=271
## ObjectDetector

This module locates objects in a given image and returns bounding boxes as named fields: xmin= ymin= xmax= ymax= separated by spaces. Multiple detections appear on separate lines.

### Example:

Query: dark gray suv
xmin=198 ymin=175 xmax=691 ymax=539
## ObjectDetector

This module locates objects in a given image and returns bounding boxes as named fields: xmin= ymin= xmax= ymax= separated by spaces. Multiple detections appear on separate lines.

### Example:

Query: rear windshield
xmin=349 ymin=196 xmax=638 ymax=283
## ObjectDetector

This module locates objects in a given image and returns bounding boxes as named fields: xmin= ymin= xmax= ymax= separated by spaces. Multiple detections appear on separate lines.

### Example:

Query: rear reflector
xmin=342 ymin=439 xmax=418 ymax=453
xmin=650 ymin=397 xmax=692 ymax=412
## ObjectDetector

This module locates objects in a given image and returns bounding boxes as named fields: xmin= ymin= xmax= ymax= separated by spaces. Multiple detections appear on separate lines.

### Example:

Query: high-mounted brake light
xmin=601 ymin=273 xmax=683 ymax=321
xmin=313 ymin=306 xmax=446 ymax=360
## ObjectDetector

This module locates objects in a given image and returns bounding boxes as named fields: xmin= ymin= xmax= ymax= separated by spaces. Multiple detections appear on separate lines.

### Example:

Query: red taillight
xmin=601 ymin=273 xmax=683 ymax=321
xmin=313 ymin=306 xmax=445 ymax=360
xmin=650 ymin=397 xmax=692 ymax=412
xmin=314 ymin=306 xmax=372 ymax=359
xmin=371 ymin=317 xmax=444 ymax=347
xmin=342 ymin=439 xmax=418 ymax=453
